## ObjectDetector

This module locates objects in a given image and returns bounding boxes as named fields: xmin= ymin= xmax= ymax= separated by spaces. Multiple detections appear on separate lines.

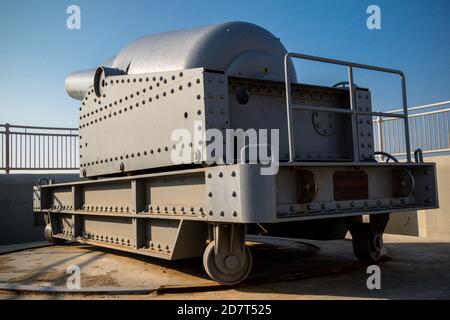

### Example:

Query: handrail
xmin=384 ymin=100 xmax=450 ymax=114
xmin=373 ymin=101 xmax=450 ymax=157
xmin=284 ymin=52 xmax=411 ymax=163
xmin=0 ymin=123 xmax=79 ymax=174
xmin=0 ymin=124 xmax=78 ymax=131
xmin=375 ymin=107 xmax=450 ymax=122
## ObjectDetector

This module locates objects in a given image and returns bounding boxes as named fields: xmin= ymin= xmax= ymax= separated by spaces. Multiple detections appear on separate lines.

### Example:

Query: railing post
xmin=284 ymin=53 xmax=296 ymax=162
xmin=347 ymin=66 xmax=360 ymax=161
xmin=5 ymin=123 xmax=10 ymax=174
xmin=376 ymin=116 xmax=384 ymax=161
xmin=400 ymin=75 xmax=412 ymax=162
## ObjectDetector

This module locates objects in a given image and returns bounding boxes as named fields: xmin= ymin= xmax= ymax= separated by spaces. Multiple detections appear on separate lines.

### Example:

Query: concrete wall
xmin=0 ymin=174 xmax=78 ymax=245
xmin=386 ymin=155 xmax=450 ymax=239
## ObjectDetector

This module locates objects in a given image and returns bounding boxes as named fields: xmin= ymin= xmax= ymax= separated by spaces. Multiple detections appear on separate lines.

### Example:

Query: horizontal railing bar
xmin=4 ymin=167 xmax=79 ymax=171
xmin=8 ymin=132 xmax=78 ymax=138
xmin=374 ymin=108 xmax=450 ymax=122
xmin=287 ymin=53 xmax=405 ymax=76
xmin=361 ymin=111 xmax=406 ymax=118
xmin=292 ymin=104 xmax=407 ymax=119
xmin=1 ymin=124 xmax=78 ymax=131
xmin=385 ymin=100 xmax=450 ymax=114
xmin=292 ymin=104 xmax=352 ymax=114
xmin=404 ymin=108 xmax=450 ymax=118
xmin=389 ymin=148 xmax=450 ymax=157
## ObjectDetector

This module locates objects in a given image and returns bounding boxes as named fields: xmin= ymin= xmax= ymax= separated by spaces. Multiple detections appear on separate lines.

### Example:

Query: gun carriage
xmin=33 ymin=22 xmax=438 ymax=285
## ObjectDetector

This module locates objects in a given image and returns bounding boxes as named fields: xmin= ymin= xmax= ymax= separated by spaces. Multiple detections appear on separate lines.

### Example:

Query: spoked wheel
xmin=203 ymin=241 xmax=252 ymax=285
xmin=346 ymin=214 xmax=390 ymax=262
xmin=44 ymin=224 xmax=67 ymax=245
xmin=203 ymin=223 xmax=253 ymax=285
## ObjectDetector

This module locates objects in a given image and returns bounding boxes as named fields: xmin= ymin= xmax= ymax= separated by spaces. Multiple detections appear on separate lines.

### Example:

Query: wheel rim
xmin=44 ymin=225 xmax=54 ymax=243
xmin=352 ymin=224 xmax=385 ymax=262
xmin=44 ymin=224 xmax=66 ymax=245
xmin=203 ymin=241 xmax=252 ymax=285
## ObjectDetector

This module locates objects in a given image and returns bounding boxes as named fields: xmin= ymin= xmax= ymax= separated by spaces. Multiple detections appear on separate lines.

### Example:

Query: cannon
xmin=34 ymin=21 xmax=438 ymax=285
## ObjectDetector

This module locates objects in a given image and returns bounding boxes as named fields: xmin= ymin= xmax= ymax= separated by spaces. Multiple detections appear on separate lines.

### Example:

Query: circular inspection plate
xmin=313 ymin=111 xmax=336 ymax=136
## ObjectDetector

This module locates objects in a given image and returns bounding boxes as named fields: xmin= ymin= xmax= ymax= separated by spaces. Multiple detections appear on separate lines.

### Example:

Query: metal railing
xmin=374 ymin=101 xmax=450 ymax=156
xmin=284 ymin=52 xmax=412 ymax=163
xmin=0 ymin=123 xmax=79 ymax=173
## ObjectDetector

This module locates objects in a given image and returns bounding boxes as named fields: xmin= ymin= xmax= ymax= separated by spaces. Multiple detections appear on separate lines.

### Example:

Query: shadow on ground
xmin=0 ymin=235 xmax=449 ymax=299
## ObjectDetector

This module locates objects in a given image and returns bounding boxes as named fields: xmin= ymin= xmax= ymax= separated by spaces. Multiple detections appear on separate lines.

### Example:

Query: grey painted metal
xmin=35 ymin=162 xmax=439 ymax=222
xmin=33 ymin=161 xmax=438 ymax=262
xmin=284 ymin=55 xmax=295 ymax=162
xmin=283 ymin=52 xmax=412 ymax=163
xmin=0 ymin=123 xmax=79 ymax=173
xmin=65 ymin=57 xmax=115 ymax=100
xmin=79 ymin=69 xmax=361 ymax=177
xmin=66 ymin=22 xmax=296 ymax=101
xmin=30 ymin=22 xmax=440 ymax=284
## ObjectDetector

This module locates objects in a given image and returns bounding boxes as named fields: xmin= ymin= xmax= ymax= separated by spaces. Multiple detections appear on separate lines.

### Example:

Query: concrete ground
xmin=0 ymin=234 xmax=449 ymax=300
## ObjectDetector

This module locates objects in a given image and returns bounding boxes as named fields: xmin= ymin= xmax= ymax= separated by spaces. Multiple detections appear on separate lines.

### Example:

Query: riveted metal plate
xmin=79 ymin=68 xmax=229 ymax=177
xmin=205 ymin=165 xmax=242 ymax=222
xmin=355 ymin=89 xmax=375 ymax=161
xmin=205 ymin=164 xmax=277 ymax=223
xmin=228 ymin=77 xmax=354 ymax=161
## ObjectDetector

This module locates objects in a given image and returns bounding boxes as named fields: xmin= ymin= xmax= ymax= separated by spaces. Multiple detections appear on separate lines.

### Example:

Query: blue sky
xmin=0 ymin=0 xmax=449 ymax=127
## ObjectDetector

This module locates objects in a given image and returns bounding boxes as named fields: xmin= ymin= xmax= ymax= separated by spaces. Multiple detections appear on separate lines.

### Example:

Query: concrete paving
xmin=0 ymin=234 xmax=449 ymax=300
xmin=0 ymin=241 xmax=52 ymax=255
